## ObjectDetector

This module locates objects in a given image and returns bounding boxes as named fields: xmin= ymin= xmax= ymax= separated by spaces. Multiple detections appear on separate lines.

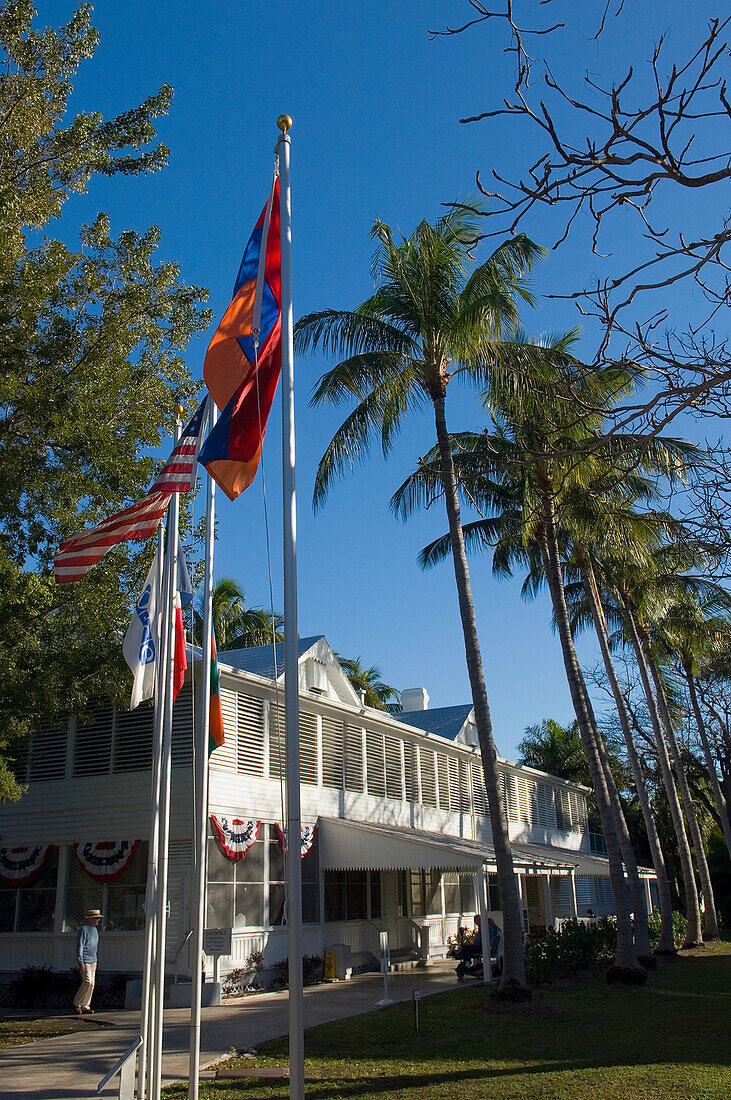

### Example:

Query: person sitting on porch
xmin=455 ymin=915 xmax=482 ymax=978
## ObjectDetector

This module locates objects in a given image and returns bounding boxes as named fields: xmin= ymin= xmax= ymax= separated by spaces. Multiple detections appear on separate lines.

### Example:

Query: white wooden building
xmin=0 ymin=636 xmax=659 ymax=981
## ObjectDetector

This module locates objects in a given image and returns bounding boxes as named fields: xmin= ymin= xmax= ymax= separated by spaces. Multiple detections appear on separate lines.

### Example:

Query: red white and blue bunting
xmin=275 ymin=823 xmax=317 ymax=859
xmin=210 ymin=816 xmax=260 ymax=861
xmin=75 ymin=840 xmax=141 ymax=883
xmin=0 ymin=845 xmax=51 ymax=886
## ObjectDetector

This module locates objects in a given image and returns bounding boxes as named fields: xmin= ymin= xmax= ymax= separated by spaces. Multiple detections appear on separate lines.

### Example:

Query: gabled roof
xmin=396 ymin=703 xmax=473 ymax=741
xmin=218 ymin=636 xmax=322 ymax=680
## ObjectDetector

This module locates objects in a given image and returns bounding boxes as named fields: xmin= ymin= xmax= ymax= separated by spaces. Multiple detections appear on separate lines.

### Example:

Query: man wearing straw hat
xmin=73 ymin=908 xmax=102 ymax=1014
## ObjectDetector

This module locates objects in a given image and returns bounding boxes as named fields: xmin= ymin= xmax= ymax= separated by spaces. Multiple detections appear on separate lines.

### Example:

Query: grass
xmin=0 ymin=1014 xmax=109 ymax=1050
xmin=165 ymin=937 xmax=731 ymax=1100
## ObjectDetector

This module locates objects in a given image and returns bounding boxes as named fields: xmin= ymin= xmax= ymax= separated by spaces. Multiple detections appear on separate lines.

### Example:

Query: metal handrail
xmin=173 ymin=928 xmax=194 ymax=983
xmin=97 ymin=1035 xmax=142 ymax=1095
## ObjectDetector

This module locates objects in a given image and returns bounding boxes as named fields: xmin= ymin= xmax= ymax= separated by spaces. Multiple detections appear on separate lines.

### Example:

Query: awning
xmin=317 ymin=817 xmax=575 ymax=875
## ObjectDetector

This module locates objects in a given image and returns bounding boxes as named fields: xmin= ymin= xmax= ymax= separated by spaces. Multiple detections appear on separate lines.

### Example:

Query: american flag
xmin=54 ymin=399 xmax=209 ymax=584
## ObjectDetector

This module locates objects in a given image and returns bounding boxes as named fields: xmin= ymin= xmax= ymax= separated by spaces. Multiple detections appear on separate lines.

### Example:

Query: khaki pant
xmin=73 ymin=962 xmax=96 ymax=1009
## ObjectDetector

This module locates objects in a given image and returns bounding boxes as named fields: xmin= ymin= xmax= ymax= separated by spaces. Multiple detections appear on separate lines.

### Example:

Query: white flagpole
xmin=137 ymin=526 xmax=167 ymax=1100
xmin=276 ymin=114 xmax=304 ymax=1100
xmin=150 ymin=411 xmax=183 ymax=1100
xmin=188 ymin=399 xmax=217 ymax=1100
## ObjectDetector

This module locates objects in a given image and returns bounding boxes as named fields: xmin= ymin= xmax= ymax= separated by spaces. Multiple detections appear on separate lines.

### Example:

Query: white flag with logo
xmin=123 ymin=549 xmax=160 ymax=710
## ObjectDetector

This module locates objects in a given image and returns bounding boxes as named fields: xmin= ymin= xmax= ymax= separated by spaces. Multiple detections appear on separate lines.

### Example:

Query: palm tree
xmin=518 ymin=719 xmax=590 ymax=785
xmin=337 ymin=655 xmax=400 ymax=710
xmin=393 ymin=342 xmax=667 ymax=978
xmin=295 ymin=205 xmax=544 ymax=998
xmin=656 ymin=595 xmax=731 ymax=859
xmin=192 ymin=577 xmax=283 ymax=650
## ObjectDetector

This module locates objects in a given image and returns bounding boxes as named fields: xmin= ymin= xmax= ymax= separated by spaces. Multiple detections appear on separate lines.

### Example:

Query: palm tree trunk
xmin=579 ymin=556 xmax=676 ymax=954
xmin=640 ymin=637 xmax=720 ymax=940
xmin=620 ymin=599 xmax=704 ymax=947
xmin=432 ymin=392 xmax=529 ymax=997
xmin=538 ymin=489 xmax=644 ymax=982
xmin=684 ymin=667 xmax=731 ymax=858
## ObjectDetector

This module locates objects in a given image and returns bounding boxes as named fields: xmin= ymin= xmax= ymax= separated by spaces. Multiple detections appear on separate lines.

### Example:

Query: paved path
xmin=0 ymin=963 xmax=461 ymax=1099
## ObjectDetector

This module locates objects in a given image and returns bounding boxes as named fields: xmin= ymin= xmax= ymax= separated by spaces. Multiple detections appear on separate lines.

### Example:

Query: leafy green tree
xmin=193 ymin=577 xmax=283 ymax=650
xmin=0 ymin=2 xmax=211 ymax=796
xmin=296 ymin=204 xmax=543 ymax=997
xmin=337 ymin=655 xmax=399 ymax=710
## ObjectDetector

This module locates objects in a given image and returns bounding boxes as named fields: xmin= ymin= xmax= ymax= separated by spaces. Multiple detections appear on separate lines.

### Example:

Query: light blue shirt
xmin=76 ymin=923 xmax=99 ymax=964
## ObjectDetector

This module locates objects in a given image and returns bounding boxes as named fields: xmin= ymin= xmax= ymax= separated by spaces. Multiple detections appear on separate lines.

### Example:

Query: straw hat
xmin=86 ymin=909 xmax=103 ymax=920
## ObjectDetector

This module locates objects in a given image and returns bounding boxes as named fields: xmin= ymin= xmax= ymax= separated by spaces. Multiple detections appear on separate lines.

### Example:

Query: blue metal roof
xmin=216 ymin=636 xmax=323 ymax=680
xmin=395 ymin=703 xmax=473 ymax=741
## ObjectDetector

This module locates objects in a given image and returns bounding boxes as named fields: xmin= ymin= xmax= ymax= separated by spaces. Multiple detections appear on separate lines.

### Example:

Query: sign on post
xmin=203 ymin=927 xmax=232 ymax=985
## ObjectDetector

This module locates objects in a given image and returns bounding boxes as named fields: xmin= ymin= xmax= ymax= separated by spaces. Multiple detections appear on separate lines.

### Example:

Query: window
xmin=443 ymin=872 xmax=475 ymax=915
xmin=207 ymin=829 xmax=264 ymax=930
xmin=324 ymin=869 xmax=368 ymax=922
xmin=408 ymin=869 xmax=443 ymax=917
xmin=63 ymin=844 xmax=149 ymax=932
xmin=0 ymin=848 xmax=59 ymax=932
xmin=436 ymin=753 xmax=449 ymax=810
xmin=487 ymin=873 xmax=501 ymax=911
xmin=385 ymin=736 xmax=403 ymax=800
xmin=29 ymin=722 xmax=67 ymax=781
xmin=268 ymin=704 xmax=284 ymax=779
xmin=74 ymin=704 xmax=113 ymax=777
xmin=115 ymin=706 xmax=153 ymax=772
xmin=404 ymin=741 xmax=418 ymax=802
xmin=370 ymin=871 xmax=382 ymax=919
xmin=299 ymin=712 xmax=318 ymax=786
xmin=471 ymin=762 xmax=488 ymax=815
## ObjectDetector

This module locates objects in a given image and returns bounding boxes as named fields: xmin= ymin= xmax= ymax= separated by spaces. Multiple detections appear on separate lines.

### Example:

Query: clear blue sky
xmin=44 ymin=1 xmax=726 ymax=760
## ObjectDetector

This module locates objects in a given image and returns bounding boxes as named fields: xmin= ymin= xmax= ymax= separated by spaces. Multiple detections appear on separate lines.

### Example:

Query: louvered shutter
xmin=171 ymin=684 xmax=194 ymax=767
xmin=74 ymin=703 xmax=113 ymax=776
xmin=321 ymin=717 xmax=343 ymax=789
xmin=448 ymin=757 xmax=460 ymax=812
xmin=299 ymin=712 xmax=319 ymax=786
xmin=210 ymin=687 xmax=236 ymax=769
xmin=29 ymin=721 xmax=68 ymax=781
xmin=404 ymin=741 xmax=418 ymax=802
xmin=501 ymin=772 xmax=518 ymax=821
xmin=236 ymin=693 xmax=263 ymax=775
xmin=365 ymin=729 xmax=386 ymax=796
xmin=344 ymin=724 xmax=364 ymax=791
xmin=515 ymin=776 xmax=531 ymax=824
xmin=419 ymin=747 xmax=437 ymax=807
xmin=436 ymin=753 xmax=450 ymax=810
xmin=458 ymin=759 xmax=471 ymax=813
xmin=471 ymin=761 xmax=488 ymax=815
xmin=114 ymin=706 xmax=153 ymax=772
xmin=385 ymin=735 xmax=403 ymax=800
xmin=268 ymin=702 xmax=285 ymax=779
xmin=536 ymin=783 xmax=556 ymax=827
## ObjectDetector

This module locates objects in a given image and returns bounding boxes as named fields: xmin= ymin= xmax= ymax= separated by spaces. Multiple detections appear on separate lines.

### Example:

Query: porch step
xmin=388 ymin=949 xmax=423 ymax=972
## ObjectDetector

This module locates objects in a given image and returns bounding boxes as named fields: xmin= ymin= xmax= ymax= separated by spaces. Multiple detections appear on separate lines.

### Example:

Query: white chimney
xmin=401 ymin=687 xmax=429 ymax=712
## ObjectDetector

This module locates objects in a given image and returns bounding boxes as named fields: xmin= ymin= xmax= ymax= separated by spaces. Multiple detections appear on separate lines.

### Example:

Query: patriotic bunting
xmin=75 ymin=840 xmax=141 ymax=882
xmin=210 ymin=816 xmax=260 ymax=861
xmin=0 ymin=845 xmax=51 ymax=886
xmin=274 ymin=823 xmax=317 ymax=859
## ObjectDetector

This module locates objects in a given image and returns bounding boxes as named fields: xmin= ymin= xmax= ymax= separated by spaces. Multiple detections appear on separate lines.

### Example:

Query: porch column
xmin=477 ymin=867 xmax=491 ymax=984
xmin=643 ymin=876 xmax=653 ymax=918
xmin=542 ymin=874 xmax=554 ymax=932
xmin=568 ymin=870 xmax=578 ymax=918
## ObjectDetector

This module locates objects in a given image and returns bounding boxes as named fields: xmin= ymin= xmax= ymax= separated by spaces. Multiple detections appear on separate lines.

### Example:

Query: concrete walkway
xmin=0 ymin=962 xmax=462 ymax=1099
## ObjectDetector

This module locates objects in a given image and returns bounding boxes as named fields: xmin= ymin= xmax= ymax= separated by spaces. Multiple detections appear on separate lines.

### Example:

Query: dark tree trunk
xmin=640 ymin=638 xmax=720 ymax=941
xmin=432 ymin=392 xmax=529 ymax=998
xmin=621 ymin=600 xmax=704 ymax=947
xmin=579 ymin=556 xmax=676 ymax=955
xmin=538 ymin=490 xmax=644 ymax=982
xmin=685 ymin=667 xmax=731 ymax=859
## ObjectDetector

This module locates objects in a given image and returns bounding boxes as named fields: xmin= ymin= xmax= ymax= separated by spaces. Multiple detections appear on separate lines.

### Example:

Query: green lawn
xmin=0 ymin=1015 xmax=108 ymax=1049
xmin=167 ymin=938 xmax=731 ymax=1100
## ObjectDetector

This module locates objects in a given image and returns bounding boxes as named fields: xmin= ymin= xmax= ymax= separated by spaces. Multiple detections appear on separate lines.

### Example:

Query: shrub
xmin=525 ymin=917 xmax=617 ymax=987
xmin=222 ymin=952 xmax=265 ymax=996
xmin=647 ymin=908 xmax=688 ymax=950
xmin=272 ymin=954 xmax=324 ymax=989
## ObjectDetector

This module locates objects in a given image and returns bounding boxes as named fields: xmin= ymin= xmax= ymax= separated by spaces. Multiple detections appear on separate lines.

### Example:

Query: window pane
xmin=206 ymin=882 xmax=232 ymax=927
xmin=236 ymin=840 xmax=264 ymax=884
xmin=346 ymin=871 xmax=367 ymax=920
xmin=302 ymin=883 xmax=319 ymax=924
xmin=460 ymin=876 xmax=475 ymax=914
xmin=324 ymin=871 xmax=346 ymax=923
xmin=17 ymin=889 xmax=55 ymax=932
xmin=106 ymin=883 xmax=146 ymax=931
xmin=234 ymin=883 xmax=263 ymax=928
xmin=0 ymin=890 xmax=15 ymax=932
xmin=270 ymin=883 xmax=286 ymax=926
xmin=207 ymin=838 xmax=235 ymax=882
xmin=426 ymin=871 xmax=442 ymax=916
xmin=269 ymin=838 xmax=285 ymax=883
xmin=65 ymin=886 xmax=103 ymax=932
xmin=370 ymin=872 xmax=382 ymax=919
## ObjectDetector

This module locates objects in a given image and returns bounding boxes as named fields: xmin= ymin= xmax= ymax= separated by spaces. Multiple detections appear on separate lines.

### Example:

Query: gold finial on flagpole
xmin=175 ymin=403 xmax=184 ymax=419
xmin=277 ymin=114 xmax=293 ymax=133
